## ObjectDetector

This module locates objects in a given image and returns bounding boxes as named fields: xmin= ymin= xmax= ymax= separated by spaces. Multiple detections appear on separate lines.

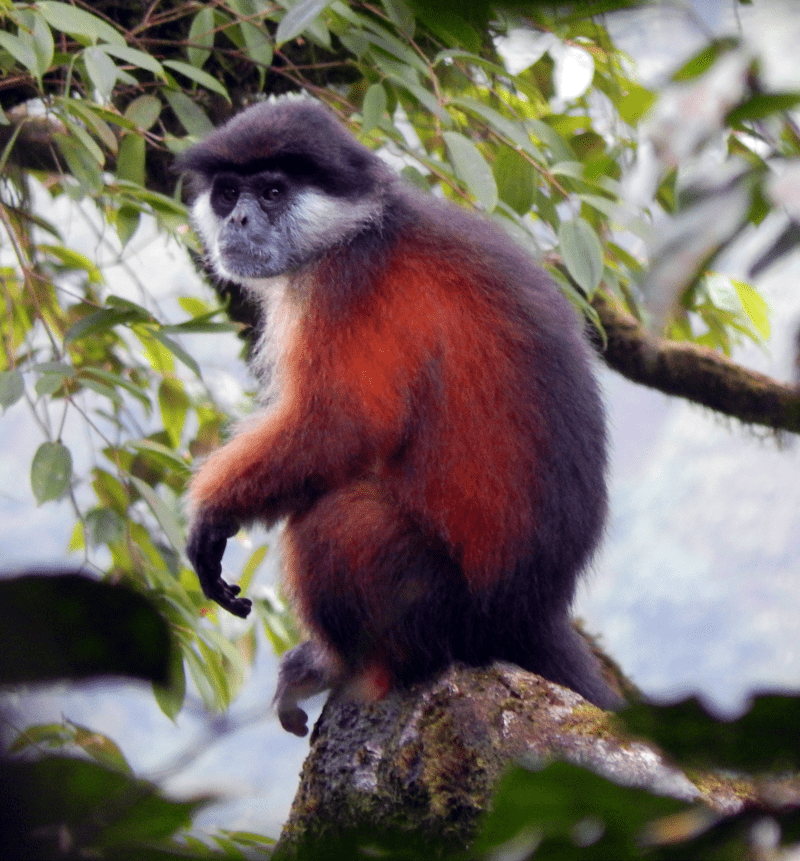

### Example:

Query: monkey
xmin=177 ymin=98 xmax=618 ymax=735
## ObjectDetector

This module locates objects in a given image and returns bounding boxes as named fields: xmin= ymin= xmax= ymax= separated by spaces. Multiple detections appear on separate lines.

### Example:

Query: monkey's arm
xmin=187 ymin=395 xmax=405 ymax=615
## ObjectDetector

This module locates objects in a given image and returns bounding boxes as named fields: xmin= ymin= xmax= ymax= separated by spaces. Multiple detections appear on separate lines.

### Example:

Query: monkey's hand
xmin=187 ymin=514 xmax=252 ymax=618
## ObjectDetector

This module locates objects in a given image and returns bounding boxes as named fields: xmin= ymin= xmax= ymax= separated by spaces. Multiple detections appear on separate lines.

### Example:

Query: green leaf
xmin=380 ymin=0 xmax=415 ymax=36
xmin=82 ymin=45 xmax=119 ymax=102
xmin=101 ymin=43 xmax=165 ymax=77
xmin=0 ymin=369 xmax=24 ymax=409
xmin=114 ymin=203 xmax=141 ymax=246
xmin=8 ymin=722 xmax=73 ymax=753
xmin=130 ymin=476 xmax=185 ymax=554
xmin=16 ymin=9 xmax=54 ymax=80
xmin=53 ymin=133 xmax=104 ymax=193
xmin=117 ymin=132 xmax=145 ymax=186
xmin=31 ymin=441 xmax=72 ymax=504
xmin=617 ymin=83 xmax=656 ymax=125
xmin=158 ymin=378 xmax=190 ymax=448
xmin=494 ymin=146 xmax=535 ymax=215
xmin=238 ymin=20 xmax=274 ymax=67
xmin=362 ymin=82 xmax=387 ymax=134
xmin=275 ymin=0 xmax=333 ymax=45
xmin=150 ymin=328 xmax=202 ymax=376
xmin=240 ymin=544 xmax=268 ymax=594
xmin=732 ymin=279 xmax=771 ymax=340
xmin=82 ymin=367 xmax=152 ymax=408
xmin=187 ymin=6 xmax=215 ymax=68
xmin=0 ymin=574 xmax=173 ymax=684
xmin=84 ymin=507 xmax=125 ymax=547
xmin=68 ymin=722 xmax=133 ymax=773
xmin=473 ymin=761 xmax=686 ymax=857
xmin=60 ymin=116 xmax=105 ymax=166
xmin=0 ymin=31 xmax=37 ymax=73
xmin=442 ymin=131 xmax=498 ymax=211
xmin=726 ymin=92 xmax=800 ymax=126
xmin=450 ymin=96 xmax=541 ymax=156
xmin=64 ymin=306 xmax=150 ymax=344
xmin=61 ymin=99 xmax=118 ymax=153
xmin=163 ymin=59 xmax=230 ymax=100
xmin=124 ymin=94 xmax=162 ymax=131
xmin=1 ymin=756 xmax=204 ymax=854
xmin=672 ymin=37 xmax=739 ymax=82
xmin=129 ymin=439 xmax=190 ymax=476
xmin=559 ymin=217 xmax=604 ymax=295
xmin=37 ymin=1 xmax=126 ymax=46
xmin=163 ymin=88 xmax=214 ymax=136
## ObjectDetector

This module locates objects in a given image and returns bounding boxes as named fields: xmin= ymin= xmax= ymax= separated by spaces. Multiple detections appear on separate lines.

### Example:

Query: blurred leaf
xmin=31 ymin=441 xmax=72 ymax=503
xmin=672 ymin=37 xmax=740 ymax=82
xmin=442 ymin=131 xmax=498 ymax=211
xmin=621 ymin=694 xmax=800 ymax=772
xmin=726 ymin=92 xmax=800 ymax=126
xmin=276 ymin=0 xmax=333 ymax=45
xmin=617 ymin=83 xmax=656 ymax=125
xmin=732 ymin=278 xmax=770 ymax=340
xmin=158 ymin=378 xmax=190 ymax=447
xmin=187 ymin=6 xmax=215 ymax=68
xmin=37 ymin=1 xmax=126 ymax=45
xmin=150 ymin=328 xmax=202 ymax=376
xmin=559 ymin=217 xmax=604 ymax=294
xmin=0 ymin=573 xmax=173 ymax=685
xmin=68 ymin=722 xmax=133 ymax=774
xmin=16 ymin=9 xmax=54 ymax=81
xmin=131 ymin=476 xmax=185 ymax=554
xmin=0 ymin=30 xmax=37 ymax=74
xmin=124 ymin=94 xmax=162 ymax=130
xmin=0 ymin=756 xmax=206 ymax=859
xmin=238 ymin=20 xmax=274 ymax=68
xmin=0 ymin=369 xmax=24 ymax=409
xmin=362 ymin=83 xmax=387 ymax=134
xmin=164 ymin=59 xmax=231 ymax=100
xmin=117 ymin=132 xmax=146 ymax=186
xmin=65 ymin=306 xmax=150 ymax=344
xmin=472 ymin=761 xmax=687 ymax=858
xmin=83 ymin=46 xmax=119 ymax=103
xmin=84 ymin=507 xmax=126 ymax=547
xmin=239 ymin=544 xmax=268 ymax=594
xmin=163 ymin=88 xmax=214 ymax=136
xmin=494 ymin=145 xmax=535 ymax=215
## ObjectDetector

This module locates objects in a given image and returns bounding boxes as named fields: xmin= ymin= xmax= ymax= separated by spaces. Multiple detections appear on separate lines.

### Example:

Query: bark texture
xmin=273 ymin=663 xmax=738 ymax=859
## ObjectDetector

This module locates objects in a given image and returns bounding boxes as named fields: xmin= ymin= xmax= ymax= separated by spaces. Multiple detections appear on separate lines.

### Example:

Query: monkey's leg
xmin=282 ymin=480 xmax=467 ymax=700
xmin=273 ymin=640 xmax=344 ymax=736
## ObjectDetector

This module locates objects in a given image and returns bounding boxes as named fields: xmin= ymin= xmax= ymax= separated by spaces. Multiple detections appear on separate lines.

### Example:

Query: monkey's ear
xmin=186 ymin=515 xmax=252 ymax=618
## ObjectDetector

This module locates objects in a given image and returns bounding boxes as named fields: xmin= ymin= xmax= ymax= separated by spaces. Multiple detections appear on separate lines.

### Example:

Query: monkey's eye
xmin=218 ymin=184 xmax=239 ymax=205
xmin=262 ymin=185 xmax=283 ymax=203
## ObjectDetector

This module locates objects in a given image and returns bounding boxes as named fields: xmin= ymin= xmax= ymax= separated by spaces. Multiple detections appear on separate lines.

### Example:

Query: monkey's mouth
xmin=217 ymin=241 xmax=280 ymax=278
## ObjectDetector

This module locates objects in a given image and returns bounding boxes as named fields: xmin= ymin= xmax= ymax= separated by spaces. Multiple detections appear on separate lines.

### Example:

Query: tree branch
xmin=592 ymin=291 xmax=800 ymax=434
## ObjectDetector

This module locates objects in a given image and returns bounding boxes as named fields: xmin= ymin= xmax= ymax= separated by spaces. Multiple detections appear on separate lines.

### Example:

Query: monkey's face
xmin=190 ymin=165 xmax=384 ymax=290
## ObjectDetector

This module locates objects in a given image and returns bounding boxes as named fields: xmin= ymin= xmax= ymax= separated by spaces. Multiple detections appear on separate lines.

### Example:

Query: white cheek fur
xmin=291 ymin=189 xmax=382 ymax=256
xmin=191 ymin=191 xmax=231 ymax=279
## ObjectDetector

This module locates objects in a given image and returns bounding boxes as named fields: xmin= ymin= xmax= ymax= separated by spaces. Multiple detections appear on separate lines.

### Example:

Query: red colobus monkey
xmin=177 ymin=99 xmax=616 ymax=735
